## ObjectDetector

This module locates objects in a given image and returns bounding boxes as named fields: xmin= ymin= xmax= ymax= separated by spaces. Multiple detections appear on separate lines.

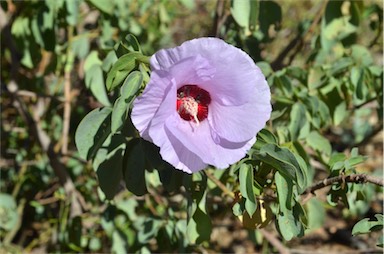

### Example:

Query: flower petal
xmin=168 ymin=55 xmax=215 ymax=88
xmin=165 ymin=115 xmax=255 ymax=169
xmin=208 ymin=79 xmax=271 ymax=143
xmin=141 ymin=78 xmax=207 ymax=173
xmin=151 ymin=37 xmax=262 ymax=106
xmin=131 ymin=70 xmax=174 ymax=139
xmin=133 ymin=37 xmax=272 ymax=173
xmin=164 ymin=127 xmax=207 ymax=173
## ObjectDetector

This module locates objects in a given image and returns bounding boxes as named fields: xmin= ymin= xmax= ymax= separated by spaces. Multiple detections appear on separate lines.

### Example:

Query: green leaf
xmin=276 ymin=202 xmax=305 ymax=241
xmin=111 ymin=230 xmax=127 ymax=254
xmin=323 ymin=0 xmax=342 ymax=24
xmin=65 ymin=0 xmax=79 ymax=26
xmin=232 ymin=202 xmax=243 ymax=217
xmin=120 ymin=71 xmax=143 ymax=101
xmin=333 ymin=101 xmax=348 ymax=126
xmin=306 ymin=131 xmax=332 ymax=156
xmin=351 ymin=45 xmax=373 ymax=67
xmin=85 ymin=65 xmax=111 ymax=107
xmin=256 ymin=144 xmax=307 ymax=191
xmin=137 ymin=218 xmax=162 ymax=244
xmin=75 ymin=107 xmax=112 ymax=160
xmin=187 ymin=207 xmax=212 ymax=244
xmin=11 ymin=16 xmax=30 ymax=38
xmin=179 ymin=0 xmax=195 ymax=9
xmin=111 ymin=71 xmax=143 ymax=134
xmin=106 ymin=52 xmax=144 ymax=91
xmin=256 ymin=61 xmax=273 ymax=77
xmin=124 ymin=34 xmax=142 ymax=53
xmin=321 ymin=14 xmax=357 ymax=51
xmin=116 ymin=199 xmax=138 ymax=221
xmin=249 ymin=0 xmax=259 ymax=31
xmin=328 ymin=153 xmax=347 ymax=168
xmin=89 ymin=237 xmax=102 ymax=251
xmin=84 ymin=51 xmax=111 ymax=106
xmin=42 ymin=0 xmax=57 ymax=31
xmin=239 ymin=164 xmax=257 ymax=216
xmin=308 ymin=66 xmax=327 ymax=90
xmin=254 ymin=128 xmax=277 ymax=149
xmin=350 ymin=67 xmax=366 ymax=100
xmin=111 ymin=97 xmax=127 ymax=134
xmin=88 ymin=0 xmax=114 ymax=14
xmin=31 ymin=17 xmax=43 ymax=48
xmin=258 ymin=1 xmax=282 ymax=40
xmin=305 ymin=198 xmax=325 ymax=232
xmin=303 ymin=96 xmax=331 ymax=129
xmin=93 ymin=134 xmax=125 ymax=200
xmin=84 ymin=51 xmax=102 ymax=73
xmin=286 ymin=66 xmax=307 ymax=85
xmin=123 ymin=139 xmax=147 ymax=196
xmin=72 ymin=35 xmax=90 ymax=60
xmin=186 ymin=180 xmax=211 ymax=244
xmin=67 ymin=216 xmax=82 ymax=251
xmin=275 ymin=172 xmax=293 ymax=210
xmin=231 ymin=0 xmax=250 ymax=33
xmin=352 ymin=214 xmax=383 ymax=235
xmin=0 ymin=193 xmax=18 ymax=231
xmin=329 ymin=57 xmax=354 ymax=76
xmin=289 ymin=103 xmax=307 ymax=140
xmin=275 ymin=73 xmax=293 ymax=98
xmin=102 ymin=51 xmax=118 ymax=72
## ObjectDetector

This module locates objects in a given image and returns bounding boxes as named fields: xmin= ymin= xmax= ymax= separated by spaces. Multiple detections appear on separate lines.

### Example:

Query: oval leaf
xmin=75 ymin=107 xmax=112 ymax=160
xmin=239 ymin=164 xmax=257 ymax=216
xmin=123 ymin=139 xmax=147 ymax=196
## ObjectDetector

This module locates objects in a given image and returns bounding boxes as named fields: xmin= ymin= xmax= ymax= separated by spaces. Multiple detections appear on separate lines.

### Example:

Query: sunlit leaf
xmin=305 ymin=198 xmax=325 ymax=232
xmin=0 ymin=193 xmax=18 ymax=231
xmin=334 ymin=101 xmax=348 ymax=125
xmin=306 ymin=131 xmax=332 ymax=156
xmin=86 ymin=65 xmax=111 ymax=106
xmin=352 ymin=214 xmax=383 ymax=235
xmin=231 ymin=0 xmax=250 ymax=34
xmin=289 ymin=103 xmax=307 ymax=141
xmin=106 ymin=52 xmax=145 ymax=91
xmin=88 ymin=0 xmax=114 ymax=14
xmin=239 ymin=164 xmax=257 ymax=216
xmin=75 ymin=107 xmax=112 ymax=160
xmin=275 ymin=172 xmax=293 ymax=210
xmin=256 ymin=144 xmax=307 ymax=191
xmin=111 ymin=71 xmax=143 ymax=134
xmin=276 ymin=202 xmax=305 ymax=241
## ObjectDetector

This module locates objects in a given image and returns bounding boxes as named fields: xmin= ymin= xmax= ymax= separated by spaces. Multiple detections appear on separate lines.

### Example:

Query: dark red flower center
xmin=176 ymin=85 xmax=211 ymax=124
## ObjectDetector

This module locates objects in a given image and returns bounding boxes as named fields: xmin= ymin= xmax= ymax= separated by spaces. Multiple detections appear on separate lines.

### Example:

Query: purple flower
xmin=131 ymin=38 xmax=271 ymax=173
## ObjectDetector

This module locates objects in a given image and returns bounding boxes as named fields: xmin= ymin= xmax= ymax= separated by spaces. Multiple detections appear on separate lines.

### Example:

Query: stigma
xmin=176 ymin=85 xmax=211 ymax=125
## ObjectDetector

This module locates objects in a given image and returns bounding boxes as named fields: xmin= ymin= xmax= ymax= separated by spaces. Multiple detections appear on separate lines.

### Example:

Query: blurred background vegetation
xmin=1 ymin=0 xmax=383 ymax=253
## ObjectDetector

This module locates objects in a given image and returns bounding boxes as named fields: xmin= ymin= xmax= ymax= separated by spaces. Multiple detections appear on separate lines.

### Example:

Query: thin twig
xmin=271 ymin=0 xmax=328 ymax=70
xmin=205 ymin=170 xmax=235 ymax=198
xmin=270 ymin=33 xmax=302 ymax=71
xmin=11 ymin=164 xmax=27 ymax=198
xmin=8 ymin=81 xmax=83 ymax=218
xmin=211 ymin=0 xmax=229 ymax=38
xmin=304 ymin=173 xmax=384 ymax=196
xmin=259 ymin=228 xmax=290 ymax=254
xmin=61 ymin=26 xmax=74 ymax=157
xmin=12 ymin=89 xmax=64 ymax=101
